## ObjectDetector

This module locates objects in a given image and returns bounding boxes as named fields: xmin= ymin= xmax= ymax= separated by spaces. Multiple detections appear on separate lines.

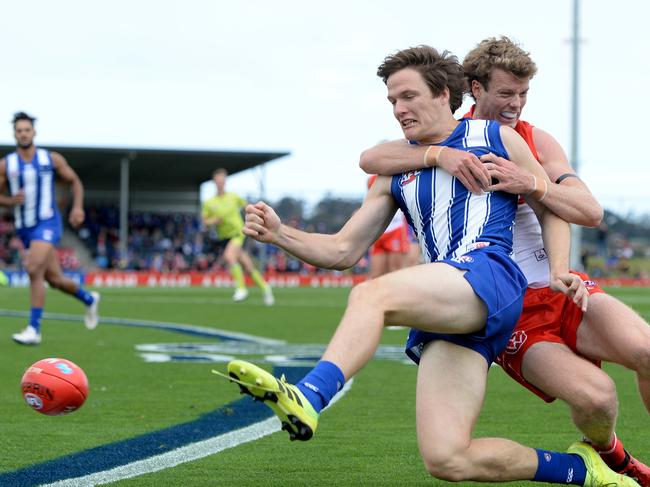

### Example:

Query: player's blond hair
xmin=463 ymin=36 xmax=537 ymax=100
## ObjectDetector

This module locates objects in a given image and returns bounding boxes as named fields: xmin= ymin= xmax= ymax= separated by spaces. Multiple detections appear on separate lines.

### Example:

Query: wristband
xmin=423 ymin=145 xmax=434 ymax=167
xmin=525 ymin=175 xmax=537 ymax=196
xmin=537 ymin=179 xmax=548 ymax=202
xmin=423 ymin=145 xmax=446 ymax=168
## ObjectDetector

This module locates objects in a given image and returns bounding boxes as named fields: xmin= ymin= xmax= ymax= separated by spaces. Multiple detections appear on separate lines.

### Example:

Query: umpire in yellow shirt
xmin=202 ymin=168 xmax=274 ymax=305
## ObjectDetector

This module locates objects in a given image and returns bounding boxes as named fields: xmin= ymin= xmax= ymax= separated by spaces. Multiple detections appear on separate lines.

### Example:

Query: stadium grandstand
xmin=0 ymin=143 xmax=647 ymax=288
xmin=0 ymin=144 xmax=354 ymax=286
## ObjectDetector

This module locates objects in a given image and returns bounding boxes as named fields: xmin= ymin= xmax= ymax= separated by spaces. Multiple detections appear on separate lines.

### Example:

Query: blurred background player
xmin=202 ymin=168 xmax=274 ymax=305
xmin=405 ymin=224 xmax=421 ymax=266
xmin=0 ymin=112 xmax=100 ymax=345
xmin=366 ymin=174 xmax=409 ymax=279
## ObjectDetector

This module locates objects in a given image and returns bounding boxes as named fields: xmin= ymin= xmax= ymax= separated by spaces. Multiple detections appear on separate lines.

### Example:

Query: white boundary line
xmin=40 ymin=418 xmax=280 ymax=487
xmin=40 ymin=379 xmax=353 ymax=487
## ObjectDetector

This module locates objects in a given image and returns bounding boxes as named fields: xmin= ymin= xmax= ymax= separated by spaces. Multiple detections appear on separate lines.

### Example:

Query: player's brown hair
xmin=463 ymin=36 xmax=537 ymax=100
xmin=376 ymin=45 xmax=465 ymax=113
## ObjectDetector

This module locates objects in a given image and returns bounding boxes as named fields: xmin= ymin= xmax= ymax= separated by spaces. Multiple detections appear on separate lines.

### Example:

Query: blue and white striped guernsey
xmin=391 ymin=118 xmax=518 ymax=263
xmin=5 ymin=148 xmax=58 ymax=229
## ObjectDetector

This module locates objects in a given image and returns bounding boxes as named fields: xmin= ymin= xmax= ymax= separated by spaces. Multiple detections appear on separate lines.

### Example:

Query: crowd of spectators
xmin=0 ymin=205 xmax=643 ymax=278
xmin=77 ymin=206 xmax=215 ymax=271
xmin=74 ymin=206 xmax=367 ymax=274
xmin=0 ymin=214 xmax=22 ymax=269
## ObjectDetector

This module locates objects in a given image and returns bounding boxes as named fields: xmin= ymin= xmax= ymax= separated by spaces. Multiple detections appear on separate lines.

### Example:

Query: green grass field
xmin=0 ymin=286 xmax=649 ymax=486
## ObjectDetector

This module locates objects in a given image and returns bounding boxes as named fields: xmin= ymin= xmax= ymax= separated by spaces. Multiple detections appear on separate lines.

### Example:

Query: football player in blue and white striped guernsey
xmin=0 ymin=112 xmax=100 ymax=345
xmin=221 ymin=46 xmax=638 ymax=486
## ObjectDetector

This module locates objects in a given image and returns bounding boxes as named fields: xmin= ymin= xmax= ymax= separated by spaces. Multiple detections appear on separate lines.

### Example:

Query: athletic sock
xmin=250 ymin=269 xmax=268 ymax=290
xmin=74 ymin=288 xmax=95 ymax=306
xmin=230 ymin=263 xmax=246 ymax=289
xmin=533 ymin=449 xmax=587 ymax=485
xmin=593 ymin=434 xmax=628 ymax=471
xmin=29 ymin=307 xmax=43 ymax=333
xmin=296 ymin=361 xmax=345 ymax=413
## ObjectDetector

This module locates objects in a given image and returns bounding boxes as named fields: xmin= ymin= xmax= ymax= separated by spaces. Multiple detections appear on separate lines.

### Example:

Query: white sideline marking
xmin=40 ymin=379 xmax=353 ymax=487
xmin=40 ymin=418 xmax=280 ymax=487
xmin=0 ymin=309 xmax=285 ymax=345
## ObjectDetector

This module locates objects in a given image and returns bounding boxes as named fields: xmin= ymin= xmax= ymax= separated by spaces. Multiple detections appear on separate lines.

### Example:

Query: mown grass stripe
xmin=0 ymin=367 xmax=307 ymax=487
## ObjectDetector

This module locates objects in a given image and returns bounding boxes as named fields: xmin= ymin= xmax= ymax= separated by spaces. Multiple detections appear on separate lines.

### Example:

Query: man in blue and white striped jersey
xmin=218 ymin=46 xmax=639 ymax=486
xmin=0 ymin=112 xmax=100 ymax=345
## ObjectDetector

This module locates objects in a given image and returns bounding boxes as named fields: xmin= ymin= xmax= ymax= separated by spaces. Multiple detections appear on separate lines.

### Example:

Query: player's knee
xmin=46 ymin=275 xmax=63 ymax=290
xmin=626 ymin=339 xmax=650 ymax=377
xmin=348 ymin=280 xmax=381 ymax=307
xmin=421 ymin=449 xmax=469 ymax=482
xmin=424 ymin=455 xmax=467 ymax=482
xmin=572 ymin=376 xmax=617 ymax=420
xmin=25 ymin=261 xmax=45 ymax=277
xmin=348 ymin=279 xmax=393 ymax=314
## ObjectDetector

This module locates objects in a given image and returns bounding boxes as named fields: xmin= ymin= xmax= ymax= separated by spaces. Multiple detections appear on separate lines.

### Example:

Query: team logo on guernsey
xmin=400 ymin=170 xmax=420 ymax=186
xmin=583 ymin=280 xmax=597 ymax=289
xmin=504 ymin=330 xmax=527 ymax=355
xmin=451 ymin=255 xmax=474 ymax=264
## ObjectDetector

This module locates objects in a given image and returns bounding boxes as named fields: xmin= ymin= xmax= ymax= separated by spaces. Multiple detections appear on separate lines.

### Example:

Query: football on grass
xmin=20 ymin=358 xmax=89 ymax=415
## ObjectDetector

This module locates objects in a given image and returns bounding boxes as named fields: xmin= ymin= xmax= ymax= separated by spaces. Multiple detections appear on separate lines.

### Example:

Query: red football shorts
xmin=370 ymin=225 xmax=409 ymax=255
xmin=495 ymin=272 xmax=605 ymax=402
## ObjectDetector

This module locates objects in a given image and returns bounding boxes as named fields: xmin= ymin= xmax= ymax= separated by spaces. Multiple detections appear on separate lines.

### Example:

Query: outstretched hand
xmin=437 ymin=147 xmax=490 ymax=194
xmin=243 ymin=201 xmax=281 ymax=243
xmin=549 ymin=272 xmax=589 ymax=312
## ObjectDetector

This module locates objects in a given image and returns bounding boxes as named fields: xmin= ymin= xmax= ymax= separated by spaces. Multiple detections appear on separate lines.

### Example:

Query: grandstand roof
xmin=0 ymin=144 xmax=289 ymax=191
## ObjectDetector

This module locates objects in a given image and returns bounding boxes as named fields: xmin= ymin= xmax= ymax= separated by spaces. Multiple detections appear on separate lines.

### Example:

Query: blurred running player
xmin=0 ymin=112 xmax=100 ymax=345
xmin=219 ymin=46 xmax=635 ymax=486
xmin=366 ymin=174 xmax=408 ymax=279
xmin=202 ymin=168 xmax=273 ymax=305
xmin=405 ymin=224 xmax=421 ymax=266
xmin=360 ymin=36 xmax=650 ymax=485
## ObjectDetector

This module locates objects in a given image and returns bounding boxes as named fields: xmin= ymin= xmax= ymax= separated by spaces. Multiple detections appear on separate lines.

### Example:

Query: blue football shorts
xmin=405 ymin=248 xmax=528 ymax=365
xmin=17 ymin=216 xmax=63 ymax=248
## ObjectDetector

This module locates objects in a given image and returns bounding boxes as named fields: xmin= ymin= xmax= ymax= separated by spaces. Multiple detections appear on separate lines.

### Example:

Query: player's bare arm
xmin=500 ymin=127 xmax=588 ymax=310
xmin=532 ymin=127 xmax=603 ymax=226
xmin=202 ymin=215 xmax=221 ymax=226
xmin=480 ymin=127 xmax=602 ymax=227
xmin=360 ymin=139 xmax=490 ymax=194
xmin=51 ymin=152 xmax=85 ymax=228
xmin=244 ymin=176 xmax=397 ymax=270
xmin=0 ymin=158 xmax=25 ymax=206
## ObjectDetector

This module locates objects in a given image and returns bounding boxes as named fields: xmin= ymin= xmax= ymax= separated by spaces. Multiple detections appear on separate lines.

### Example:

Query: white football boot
xmin=232 ymin=288 xmax=249 ymax=302
xmin=263 ymin=286 xmax=275 ymax=306
xmin=84 ymin=291 xmax=101 ymax=330
xmin=12 ymin=326 xmax=41 ymax=345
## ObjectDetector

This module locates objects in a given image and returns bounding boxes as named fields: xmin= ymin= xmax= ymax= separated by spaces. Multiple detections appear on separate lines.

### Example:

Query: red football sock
xmin=593 ymin=434 xmax=628 ymax=470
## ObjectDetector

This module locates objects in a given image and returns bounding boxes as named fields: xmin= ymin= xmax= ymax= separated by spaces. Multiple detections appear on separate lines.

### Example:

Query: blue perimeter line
xmin=0 ymin=366 xmax=307 ymax=487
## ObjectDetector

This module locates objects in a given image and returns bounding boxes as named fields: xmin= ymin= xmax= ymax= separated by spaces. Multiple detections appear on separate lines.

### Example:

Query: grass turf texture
xmin=0 ymin=286 xmax=648 ymax=486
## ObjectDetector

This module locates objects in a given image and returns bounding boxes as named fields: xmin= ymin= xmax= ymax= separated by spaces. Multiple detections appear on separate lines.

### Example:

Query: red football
xmin=20 ymin=358 xmax=89 ymax=416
